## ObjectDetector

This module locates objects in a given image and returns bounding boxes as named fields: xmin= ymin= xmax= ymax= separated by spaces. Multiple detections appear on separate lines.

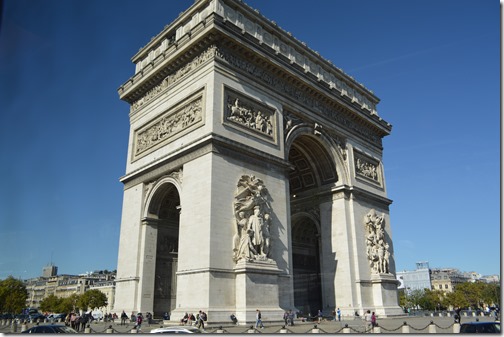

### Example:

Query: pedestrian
xmin=163 ymin=312 xmax=169 ymax=320
xmin=317 ymin=309 xmax=322 ymax=323
xmin=135 ymin=313 xmax=143 ymax=332
xmin=363 ymin=310 xmax=372 ymax=331
xmin=197 ymin=310 xmax=206 ymax=329
xmin=454 ymin=307 xmax=461 ymax=324
xmin=371 ymin=312 xmax=377 ymax=330
xmin=283 ymin=311 xmax=288 ymax=326
xmin=337 ymin=308 xmax=341 ymax=322
xmin=121 ymin=311 xmax=128 ymax=325
xmin=288 ymin=310 xmax=295 ymax=326
xmin=255 ymin=309 xmax=264 ymax=329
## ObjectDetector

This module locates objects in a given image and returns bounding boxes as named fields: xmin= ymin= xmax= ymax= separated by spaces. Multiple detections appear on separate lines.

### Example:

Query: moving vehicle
xmin=150 ymin=326 xmax=204 ymax=333
xmin=459 ymin=321 xmax=500 ymax=333
xmin=22 ymin=324 xmax=77 ymax=333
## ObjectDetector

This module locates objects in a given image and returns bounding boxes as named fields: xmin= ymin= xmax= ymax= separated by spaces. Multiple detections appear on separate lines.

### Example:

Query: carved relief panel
xmin=353 ymin=150 xmax=382 ymax=187
xmin=132 ymin=89 xmax=205 ymax=161
xmin=223 ymin=87 xmax=277 ymax=144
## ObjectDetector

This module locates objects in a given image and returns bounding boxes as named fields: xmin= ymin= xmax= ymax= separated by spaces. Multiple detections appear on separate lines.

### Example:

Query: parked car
xmin=150 ymin=326 xmax=205 ymax=333
xmin=22 ymin=324 xmax=77 ymax=333
xmin=459 ymin=321 xmax=500 ymax=333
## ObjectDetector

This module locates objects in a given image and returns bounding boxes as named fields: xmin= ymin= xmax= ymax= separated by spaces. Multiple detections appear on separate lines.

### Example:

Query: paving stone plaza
xmin=1 ymin=315 xmax=497 ymax=334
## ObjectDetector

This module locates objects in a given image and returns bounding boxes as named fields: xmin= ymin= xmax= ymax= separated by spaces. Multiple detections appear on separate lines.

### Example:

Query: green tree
xmin=0 ymin=276 xmax=28 ymax=313
xmin=39 ymin=294 xmax=63 ymax=313
xmin=60 ymin=294 xmax=81 ymax=313
xmin=77 ymin=290 xmax=107 ymax=311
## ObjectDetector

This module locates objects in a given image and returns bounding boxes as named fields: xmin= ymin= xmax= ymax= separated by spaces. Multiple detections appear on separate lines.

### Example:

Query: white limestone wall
xmin=124 ymin=62 xmax=215 ymax=176
xmin=113 ymin=183 xmax=144 ymax=313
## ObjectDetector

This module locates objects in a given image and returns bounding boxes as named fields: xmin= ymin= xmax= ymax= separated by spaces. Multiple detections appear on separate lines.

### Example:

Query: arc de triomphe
xmin=113 ymin=0 xmax=403 ymax=324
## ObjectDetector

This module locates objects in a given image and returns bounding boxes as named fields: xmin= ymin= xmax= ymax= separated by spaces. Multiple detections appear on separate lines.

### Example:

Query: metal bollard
xmin=11 ymin=320 xmax=18 ymax=333
xmin=373 ymin=326 xmax=381 ymax=333
xmin=131 ymin=327 xmax=137 ymax=333
xmin=216 ymin=326 xmax=224 ymax=333
xmin=107 ymin=325 xmax=113 ymax=333
xmin=453 ymin=323 xmax=460 ymax=333
xmin=343 ymin=324 xmax=351 ymax=333
xmin=312 ymin=324 xmax=320 ymax=333
xmin=84 ymin=324 xmax=91 ymax=333
xmin=21 ymin=323 xmax=28 ymax=332
xmin=428 ymin=321 xmax=436 ymax=333
xmin=247 ymin=326 xmax=255 ymax=333
xmin=402 ymin=321 xmax=410 ymax=333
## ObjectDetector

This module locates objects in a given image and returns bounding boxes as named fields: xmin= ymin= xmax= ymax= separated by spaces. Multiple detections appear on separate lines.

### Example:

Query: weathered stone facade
xmin=113 ymin=0 xmax=402 ymax=324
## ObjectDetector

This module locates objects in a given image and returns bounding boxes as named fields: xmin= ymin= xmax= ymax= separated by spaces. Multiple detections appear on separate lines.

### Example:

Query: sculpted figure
xmin=248 ymin=206 xmax=264 ymax=255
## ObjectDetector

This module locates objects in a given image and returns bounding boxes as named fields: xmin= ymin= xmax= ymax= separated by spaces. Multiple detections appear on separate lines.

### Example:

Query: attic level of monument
xmin=117 ymin=0 xmax=391 ymax=133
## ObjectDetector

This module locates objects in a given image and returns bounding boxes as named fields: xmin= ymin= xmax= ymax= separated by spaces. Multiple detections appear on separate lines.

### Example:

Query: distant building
xmin=430 ymin=268 xmax=469 ymax=293
xmin=24 ymin=266 xmax=116 ymax=312
xmin=42 ymin=264 xmax=58 ymax=278
xmin=396 ymin=261 xmax=431 ymax=293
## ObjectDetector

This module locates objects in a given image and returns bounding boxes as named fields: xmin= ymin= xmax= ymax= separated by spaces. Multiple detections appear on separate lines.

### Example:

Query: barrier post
xmin=343 ymin=324 xmax=351 ymax=333
xmin=402 ymin=321 xmax=410 ymax=333
xmin=453 ymin=323 xmax=460 ymax=333
xmin=21 ymin=322 xmax=28 ymax=332
xmin=107 ymin=325 xmax=113 ymax=333
xmin=428 ymin=321 xmax=437 ymax=333
xmin=280 ymin=325 xmax=287 ymax=333
xmin=131 ymin=327 xmax=137 ymax=333
xmin=247 ymin=325 xmax=255 ymax=333
xmin=216 ymin=326 xmax=224 ymax=333
xmin=10 ymin=320 xmax=17 ymax=333
xmin=84 ymin=325 xmax=91 ymax=333
xmin=312 ymin=324 xmax=320 ymax=333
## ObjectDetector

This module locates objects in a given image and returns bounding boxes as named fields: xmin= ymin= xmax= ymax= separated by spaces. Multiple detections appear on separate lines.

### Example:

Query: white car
xmin=150 ymin=326 xmax=205 ymax=333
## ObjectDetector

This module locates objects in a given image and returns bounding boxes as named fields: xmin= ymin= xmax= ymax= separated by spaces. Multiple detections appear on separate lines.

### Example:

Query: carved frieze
xmin=354 ymin=150 xmax=381 ymax=186
xmin=214 ymin=46 xmax=383 ymax=147
xmin=131 ymin=46 xmax=218 ymax=113
xmin=224 ymin=88 xmax=277 ymax=143
xmin=133 ymin=91 xmax=204 ymax=160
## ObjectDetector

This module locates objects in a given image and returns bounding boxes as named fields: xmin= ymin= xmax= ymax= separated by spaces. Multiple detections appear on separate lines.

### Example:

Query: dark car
xmin=22 ymin=324 xmax=77 ymax=333
xmin=459 ymin=321 xmax=500 ymax=333
xmin=28 ymin=313 xmax=47 ymax=323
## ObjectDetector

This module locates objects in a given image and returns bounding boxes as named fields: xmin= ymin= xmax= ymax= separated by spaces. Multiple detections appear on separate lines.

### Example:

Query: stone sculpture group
xmin=232 ymin=175 xmax=273 ymax=263
xmin=365 ymin=209 xmax=391 ymax=274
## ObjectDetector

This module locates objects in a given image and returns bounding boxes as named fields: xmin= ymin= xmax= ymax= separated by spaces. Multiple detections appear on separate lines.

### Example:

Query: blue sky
xmin=0 ymin=0 xmax=499 ymax=280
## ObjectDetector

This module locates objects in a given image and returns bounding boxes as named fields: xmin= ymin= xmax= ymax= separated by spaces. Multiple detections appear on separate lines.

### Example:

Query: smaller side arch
xmin=143 ymin=171 xmax=183 ymax=220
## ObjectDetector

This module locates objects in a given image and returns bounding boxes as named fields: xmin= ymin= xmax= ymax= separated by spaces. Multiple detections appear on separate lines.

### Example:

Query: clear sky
xmin=0 ymin=0 xmax=500 ymax=280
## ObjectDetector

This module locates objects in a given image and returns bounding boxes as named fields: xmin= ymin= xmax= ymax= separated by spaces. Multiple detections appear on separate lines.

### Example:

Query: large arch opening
xmin=148 ymin=183 xmax=181 ymax=318
xmin=288 ymin=134 xmax=337 ymax=316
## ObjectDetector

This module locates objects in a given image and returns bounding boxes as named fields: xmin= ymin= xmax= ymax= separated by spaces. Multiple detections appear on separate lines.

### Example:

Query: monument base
xmin=233 ymin=259 xmax=285 ymax=324
xmin=370 ymin=273 xmax=404 ymax=317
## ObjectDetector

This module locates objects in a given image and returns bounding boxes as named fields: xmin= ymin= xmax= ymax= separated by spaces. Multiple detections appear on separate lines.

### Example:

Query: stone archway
xmin=145 ymin=181 xmax=181 ymax=318
xmin=291 ymin=213 xmax=322 ymax=316
xmin=288 ymin=133 xmax=338 ymax=316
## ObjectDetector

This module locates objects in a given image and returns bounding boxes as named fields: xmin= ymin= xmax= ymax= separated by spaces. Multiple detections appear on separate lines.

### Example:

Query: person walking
xmin=371 ymin=312 xmax=377 ymax=331
xmin=255 ymin=309 xmax=264 ymax=329
xmin=317 ymin=309 xmax=323 ymax=323
xmin=120 ymin=311 xmax=127 ymax=326
xmin=197 ymin=310 xmax=205 ymax=330
xmin=363 ymin=310 xmax=372 ymax=331
xmin=337 ymin=308 xmax=341 ymax=322
xmin=135 ymin=313 xmax=143 ymax=333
